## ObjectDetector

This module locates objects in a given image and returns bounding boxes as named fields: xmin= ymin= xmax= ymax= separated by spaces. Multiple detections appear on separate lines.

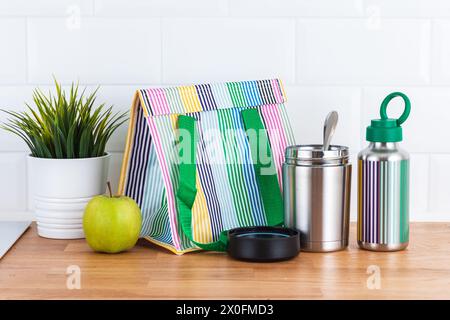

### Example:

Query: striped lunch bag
xmin=118 ymin=79 xmax=295 ymax=254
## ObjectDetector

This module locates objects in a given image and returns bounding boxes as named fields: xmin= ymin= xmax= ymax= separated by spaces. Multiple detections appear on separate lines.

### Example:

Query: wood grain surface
xmin=0 ymin=222 xmax=449 ymax=299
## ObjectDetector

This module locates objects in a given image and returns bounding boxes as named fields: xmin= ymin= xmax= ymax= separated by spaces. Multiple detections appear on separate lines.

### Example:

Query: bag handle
xmin=176 ymin=115 xmax=227 ymax=251
xmin=241 ymin=108 xmax=284 ymax=227
xmin=176 ymin=110 xmax=283 ymax=252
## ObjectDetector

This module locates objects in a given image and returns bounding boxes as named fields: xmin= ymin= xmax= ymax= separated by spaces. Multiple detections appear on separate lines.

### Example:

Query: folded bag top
xmin=118 ymin=79 xmax=295 ymax=254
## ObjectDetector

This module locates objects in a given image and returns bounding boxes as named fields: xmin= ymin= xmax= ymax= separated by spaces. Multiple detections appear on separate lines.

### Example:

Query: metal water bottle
xmin=358 ymin=92 xmax=411 ymax=252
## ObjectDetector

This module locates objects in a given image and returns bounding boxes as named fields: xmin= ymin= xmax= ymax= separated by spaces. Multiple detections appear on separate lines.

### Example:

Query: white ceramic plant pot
xmin=27 ymin=154 xmax=110 ymax=239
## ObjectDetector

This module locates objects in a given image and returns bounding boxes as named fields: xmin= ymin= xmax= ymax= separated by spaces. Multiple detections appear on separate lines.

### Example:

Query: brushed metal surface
xmin=285 ymin=144 xmax=349 ymax=166
xmin=357 ymin=142 xmax=410 ymax=252
xmin=323 ymin=111 xmax=339 ymax=151
xmin=358 ymin=142 xmax=409 ymax=162
xmin=283 ymin=145 xmax=352 ymax=252
xmin=358 ymin=241 xmax=408 ymax=252
xmin=301 ymin=240 xmax=349 ymax=253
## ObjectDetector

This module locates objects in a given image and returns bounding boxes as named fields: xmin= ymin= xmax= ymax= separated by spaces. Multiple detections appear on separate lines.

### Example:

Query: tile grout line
xmin=160 ymin=17 xmax=164 ymax=84
xmin=1 ymin=15 xmax=448 ymax=20
xmin=292 ymin=18 xmax=297 ymax=85
xmin=359 ymin=86 xmax=365 ymax=150
xmin=429 ymin=18 xmax=434 ymax=84
xmin=426 ymin=154 xmax=432 ymax=213
xmin=6 ymin=84 xmax=450 ymax=88
xmin=24 ymin=17 xmax=29 ymax=84
xmin=6 ymin=83 xmax=450 ymax=87
xmin=23 ymin=152 xmax=29 ymax=211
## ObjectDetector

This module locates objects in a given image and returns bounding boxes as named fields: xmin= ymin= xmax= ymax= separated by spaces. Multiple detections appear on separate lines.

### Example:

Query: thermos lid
xmin=366 ymin=92 xmax=411 ymax=142
xmin=227 ymin=226 xmax=300 ymax=262
xmin=285 ymin=144 xmax=349 ymax=165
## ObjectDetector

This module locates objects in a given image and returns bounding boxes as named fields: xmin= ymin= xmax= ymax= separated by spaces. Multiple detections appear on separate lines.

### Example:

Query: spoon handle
xmin=323 ymin=111 xmax=339 ymax=151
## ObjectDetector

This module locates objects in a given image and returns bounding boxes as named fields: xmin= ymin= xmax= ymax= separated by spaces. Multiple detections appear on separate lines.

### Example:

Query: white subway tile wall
xmin=0 ymin=0 xmax=448 ymax=221
xmin=94 ymin=0 xmax=228 ymax=17
xmin=27 ymin=18 xmax=161 ymax=84
xmin=162 ymin=18 xmax=295 ymax=84
xmin=0 ymin=19 xmax=27 ymax=84
xmin=296 ymin=19 xmax=431 ymax=85
xmin=0 ymin=0 xmax=94 ymax=16
xmin=0 ymin=153 xmax=27 ymax=212
xmin=429 ymin=155 xmax=450 ymax=213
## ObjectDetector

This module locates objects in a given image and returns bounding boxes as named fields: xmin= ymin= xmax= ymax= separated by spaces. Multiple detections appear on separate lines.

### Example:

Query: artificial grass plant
xmin=1 ymin=79 xmax=128 ymax=158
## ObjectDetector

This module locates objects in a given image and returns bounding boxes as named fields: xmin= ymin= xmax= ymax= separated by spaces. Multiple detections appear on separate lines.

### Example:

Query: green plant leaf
xmin=1 ymin=78 xmax=128 ymax=159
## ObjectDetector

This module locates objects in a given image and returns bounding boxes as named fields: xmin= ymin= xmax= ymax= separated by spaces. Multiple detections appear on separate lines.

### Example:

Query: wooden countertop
xmin=1 ymin=222 xmax=449 ymax=299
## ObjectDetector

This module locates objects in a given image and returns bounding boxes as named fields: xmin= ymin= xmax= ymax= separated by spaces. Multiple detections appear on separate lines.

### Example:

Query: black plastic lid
xmin=227 ymin=226 xmax=300 ymax=262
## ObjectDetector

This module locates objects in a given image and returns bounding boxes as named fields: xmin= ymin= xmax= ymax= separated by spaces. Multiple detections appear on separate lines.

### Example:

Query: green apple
xmin=83 ymin=192 xmax=142 ymax=254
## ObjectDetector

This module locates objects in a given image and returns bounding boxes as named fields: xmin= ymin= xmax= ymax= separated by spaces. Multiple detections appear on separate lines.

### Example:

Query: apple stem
xmin=107 ymin=181 xmax=112 ymax=198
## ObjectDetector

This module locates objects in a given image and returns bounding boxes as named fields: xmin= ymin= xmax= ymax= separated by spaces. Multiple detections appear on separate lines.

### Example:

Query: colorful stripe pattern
xmin=119 ymin=79 xmax=295 ymax=254
xmin=138 ymin=79 xmax=286 ymax=116
xmin=358 ymin=159 xmax=409 ymax=245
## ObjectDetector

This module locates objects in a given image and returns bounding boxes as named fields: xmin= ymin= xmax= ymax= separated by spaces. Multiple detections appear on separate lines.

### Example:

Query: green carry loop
xmin=366 ymin=92 xmax=411 ymax=143
xmin=380 ymin=92 xmax=411 ymax=126
xmin=176 ymin=111 xmax=284 ymax=252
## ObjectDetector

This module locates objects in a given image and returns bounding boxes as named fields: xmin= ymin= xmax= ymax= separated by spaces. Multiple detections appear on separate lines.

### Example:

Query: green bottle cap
xmin=366 ymin=92 xmax=411 ymax=142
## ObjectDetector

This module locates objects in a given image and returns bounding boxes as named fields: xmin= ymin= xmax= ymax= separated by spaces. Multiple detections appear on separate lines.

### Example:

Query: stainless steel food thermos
xmin=358 ymin=92 xmax=411 ymax=251
xmin=283 ymin=145 xmax=352 ymax=252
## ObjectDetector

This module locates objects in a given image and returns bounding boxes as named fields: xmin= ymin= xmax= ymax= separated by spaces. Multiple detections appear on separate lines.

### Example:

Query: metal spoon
xmin=323 ymin=111 xmax=339 ymax=151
